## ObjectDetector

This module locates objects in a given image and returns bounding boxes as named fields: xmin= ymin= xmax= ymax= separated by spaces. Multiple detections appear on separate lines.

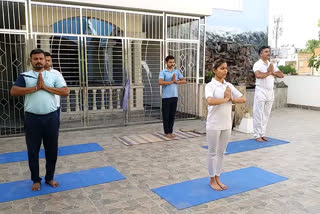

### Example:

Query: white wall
xmin=282 ymin=75 xmax=320 ymax=107
xmin=246 ymin=87 xmax=287 ymax=111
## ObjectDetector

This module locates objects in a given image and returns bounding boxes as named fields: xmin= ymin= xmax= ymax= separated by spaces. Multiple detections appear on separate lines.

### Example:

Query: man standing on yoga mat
xmin=159 ymin=55 xmax=186 ymax=138
xmin=205 ymin=59 xmax=246 ymax=191
xmin=10 ymin=49 xmax=69 ymax=191
xmin=253 ymin=46 xmax=284 ymax=142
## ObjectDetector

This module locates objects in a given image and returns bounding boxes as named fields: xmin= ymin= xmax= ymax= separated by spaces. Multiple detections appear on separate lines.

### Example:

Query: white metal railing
xmin=0 ymin=0 xmax=28 ymax=33
xmin=166 ymin=14 xmax=200 ymax=41
xmin=88 ymin=86 xmax=122 ymax=111
xmin=61 ymin=85 xmax=144 ymax=114
xmin=61 ymin=86 xmax=121 ymax=113
xmin=0 ymin=1 xmax=206 ymax=136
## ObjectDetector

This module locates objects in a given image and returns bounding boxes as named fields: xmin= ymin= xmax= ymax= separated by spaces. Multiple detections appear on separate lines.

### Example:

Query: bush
xmin=205 ymin=70 xmax=215 ymax=83
xmin=278 ymin=65 xmax=297 ymax=75
xmin=308 ymin=55 xmax=320 ymax=70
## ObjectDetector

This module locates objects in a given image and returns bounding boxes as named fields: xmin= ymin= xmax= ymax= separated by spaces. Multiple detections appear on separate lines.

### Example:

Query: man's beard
xmin=33 ymin=63 xmax=43 ymax=71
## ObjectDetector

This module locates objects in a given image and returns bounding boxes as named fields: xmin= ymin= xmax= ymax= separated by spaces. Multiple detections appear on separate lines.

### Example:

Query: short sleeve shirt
xmin=159 ymin=69 xmax=183 ymax=98
xmin=205 ymin=78 xmax=243 ymax=130
xmin=13 ymin=70 xmax=67 ymax=115
xmin=253 ymin=59 xmax=280 ymax=90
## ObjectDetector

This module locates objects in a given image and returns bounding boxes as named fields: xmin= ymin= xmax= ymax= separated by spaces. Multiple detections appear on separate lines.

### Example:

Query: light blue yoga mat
xmin=203 ymin=137 xmax=290 ymax=154
xmin=0 ymin=166 xmax=125 ymax=203
xmin=0 ymin=143 xmax=104 ymax=164
xmin=152 ymin=166 xmax=288 ymax=210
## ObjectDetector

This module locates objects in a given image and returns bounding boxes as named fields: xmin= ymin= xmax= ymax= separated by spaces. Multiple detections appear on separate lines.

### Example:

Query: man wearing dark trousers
xmin=159 ymin=55 xmax=186 ymax=138
xmin=10 ymin=49 xmax=69 ymax=191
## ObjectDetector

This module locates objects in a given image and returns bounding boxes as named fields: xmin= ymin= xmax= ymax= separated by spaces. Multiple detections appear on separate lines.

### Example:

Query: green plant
xmin=303 ymin=18 xmax=320 ymax=70
xmin=278 ymin=65 xmax=297 ymax=75
xmin=301 ymin=39 xmax=320 ymax=53
xmin=205 ymin=70 xmax=214 ymax=83
xmin=308 ymin=55 xmax=320 ymax=70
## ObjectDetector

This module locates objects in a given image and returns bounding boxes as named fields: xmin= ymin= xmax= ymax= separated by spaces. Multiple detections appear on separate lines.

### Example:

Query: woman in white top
xmin=205 ymin=59 xmax=246 ymax=191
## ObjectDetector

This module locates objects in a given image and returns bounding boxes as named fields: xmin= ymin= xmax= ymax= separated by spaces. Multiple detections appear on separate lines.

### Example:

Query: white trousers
xmin=253 ymin=87 xmax=274 ymax=139
xmin=207 ymin=129 xmax=231 ymax=177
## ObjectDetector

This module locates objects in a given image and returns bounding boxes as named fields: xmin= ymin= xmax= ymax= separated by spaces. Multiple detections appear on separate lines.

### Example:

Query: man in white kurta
xmin=253 ymin=46 xmax=284 ymax=142
xmin=44 ymin=52 xmax=67 ymax=121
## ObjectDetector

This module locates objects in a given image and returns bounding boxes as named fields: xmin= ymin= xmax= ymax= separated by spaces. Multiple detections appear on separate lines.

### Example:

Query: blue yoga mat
xmin=0 ymin=166 xmax=125 ymax=203
xmin=0 ymin=143 xmax=104 ymax=164
xmin=203 ymin=137 xmax=290 ymax=154
xmin=152 ymin=166 xmax=287 ymax=209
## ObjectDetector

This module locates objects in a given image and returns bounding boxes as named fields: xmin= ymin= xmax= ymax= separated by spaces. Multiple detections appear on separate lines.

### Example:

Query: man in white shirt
xmin=253 ymin=46 xmax=284 ymax=142
xmin=44 ymin=52 xmax=67 ymax=121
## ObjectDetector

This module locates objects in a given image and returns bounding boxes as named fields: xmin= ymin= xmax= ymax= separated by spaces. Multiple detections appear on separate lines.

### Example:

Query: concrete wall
xmin=282 ymin=75 xmax=320 ymax=109
xmin=297 ymin=52 xmax=313 ymax=74
xmin=246 ymin=87 xmax=288 ymax=113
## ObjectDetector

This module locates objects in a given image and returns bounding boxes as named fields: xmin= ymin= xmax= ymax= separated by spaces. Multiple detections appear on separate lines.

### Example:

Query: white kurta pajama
xmin=253 ymin=59 xmax=279 ymax=139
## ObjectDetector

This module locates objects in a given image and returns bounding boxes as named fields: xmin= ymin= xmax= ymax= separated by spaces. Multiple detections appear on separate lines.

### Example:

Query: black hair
xmin=29 ymin=49 xmax=45 ymax=57
xmin=258 ymin=46 xmax=270 ymax=55
xmin=165 ymin=55 xmax=175 ymax=62
xmin=212 ymin=59 xmax=227 ymax=70
xmin=44 ymin=52 xmax=52 ymax=57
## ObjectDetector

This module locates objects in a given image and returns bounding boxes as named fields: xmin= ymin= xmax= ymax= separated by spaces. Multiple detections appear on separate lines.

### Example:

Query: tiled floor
xmin=0 ymin=107 xmax=319 ymax=214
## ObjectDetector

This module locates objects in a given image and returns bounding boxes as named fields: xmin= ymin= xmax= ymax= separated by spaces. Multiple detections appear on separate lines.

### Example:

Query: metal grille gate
xmin=0 ymin=0 xmax=27 ymax=136
xmin=0 ymin=0 xmax=205 ymax=136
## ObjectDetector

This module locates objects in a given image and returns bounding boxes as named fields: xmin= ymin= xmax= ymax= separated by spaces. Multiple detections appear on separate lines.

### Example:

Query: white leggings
xmin=207 ymin=129 xmax=231 ymax=177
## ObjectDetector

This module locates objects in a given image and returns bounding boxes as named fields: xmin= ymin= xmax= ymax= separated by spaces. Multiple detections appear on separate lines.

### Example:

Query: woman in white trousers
xmin=205 ymin=59 xmax=246 ymax=191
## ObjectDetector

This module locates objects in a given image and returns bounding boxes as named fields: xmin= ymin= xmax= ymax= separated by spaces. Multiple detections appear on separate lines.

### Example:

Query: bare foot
xmin=46 ymin=180 xmax=59 ymax=188
xmin=209 ymin=177 xmax=223 ymax=191
xmin=165 ymin=134 xmax=173 ymax=139
xmin=215 ymin=177 xmax=228 ymax=190
xmin=255 ymin=137 xmax=264 ymax=142
xmin=32 ymin=182 xmax=41 ymax=191
xmin=170 ymin=133 xmax=176 ymax=138
xmin=262 ymin=137 xmax=269 ymax=141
